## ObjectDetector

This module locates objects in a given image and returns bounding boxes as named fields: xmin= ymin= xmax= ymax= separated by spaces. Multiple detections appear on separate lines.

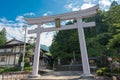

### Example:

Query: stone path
xmin=22 ymin=71 xmax=97 ymax=80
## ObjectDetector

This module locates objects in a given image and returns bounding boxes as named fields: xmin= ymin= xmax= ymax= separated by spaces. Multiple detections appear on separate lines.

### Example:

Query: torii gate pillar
xmin=28 ymin=26 xmax=41 ymax=78
xmin=25 ymin=5 xmax=99 ymax=78
xmin=77 ymin=18 xmax=90 ymax=76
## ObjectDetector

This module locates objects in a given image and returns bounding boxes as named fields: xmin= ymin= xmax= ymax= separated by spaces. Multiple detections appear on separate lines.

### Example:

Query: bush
xmin=24 ymin=58 xmax=30 ymax=67
xmin=96 ymin=67 xmax=111 ymax=76
xmin=113 ymin=68 xmax=120 ymax=74
xmin=0 ymin=67 xmax=21 ymax=73
xmin=0 ymin=67 xmax=5 ymax=73
xmin=24 ymin=67 xmax=32 ymax=71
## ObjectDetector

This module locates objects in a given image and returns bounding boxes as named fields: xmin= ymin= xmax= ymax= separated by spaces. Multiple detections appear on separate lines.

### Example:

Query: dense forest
xmin=50 ymin=3 xmax=120 ymax=66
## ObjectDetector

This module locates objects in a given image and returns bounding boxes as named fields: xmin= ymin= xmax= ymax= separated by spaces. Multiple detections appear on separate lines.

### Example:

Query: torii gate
xmin=25 ymin=5 xmax=99 ymax=78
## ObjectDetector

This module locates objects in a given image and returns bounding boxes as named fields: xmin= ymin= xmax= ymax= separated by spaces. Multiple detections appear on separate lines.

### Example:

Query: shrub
xmin=24 ymin=67 xmax=32 ymax=71
xmin=113 ymin=68 xmax=120 ymax=74
xmin=24 ymin=58 xmax=30 ymax=67
xmin=96 ymin=67 xmax=111 ymax=76
xmin=0 ymin=67 xmax=5 ymax=73
xmin=0 ymin=67 xmax=21 ymax=73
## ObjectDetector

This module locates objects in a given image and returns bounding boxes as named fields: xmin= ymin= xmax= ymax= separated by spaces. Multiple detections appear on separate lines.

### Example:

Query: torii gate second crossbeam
xmin=25 ymin=5 xmax=99 ymax=78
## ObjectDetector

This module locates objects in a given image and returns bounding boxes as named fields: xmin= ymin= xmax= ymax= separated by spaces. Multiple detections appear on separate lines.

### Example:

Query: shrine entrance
xmin=25 ymin=5 xmax=99 ymax=78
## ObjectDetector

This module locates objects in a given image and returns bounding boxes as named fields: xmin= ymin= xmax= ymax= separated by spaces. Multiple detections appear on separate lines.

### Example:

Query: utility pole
xmin=21 ymin=25 xmax=27 ymax=71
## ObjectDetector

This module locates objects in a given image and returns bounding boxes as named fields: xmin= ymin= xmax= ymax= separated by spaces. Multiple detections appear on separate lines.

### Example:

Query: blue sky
xmin=0 ymin=0 xmax=119 ymax=46
xmin=0 ymin=0 xmax=66 ymax=20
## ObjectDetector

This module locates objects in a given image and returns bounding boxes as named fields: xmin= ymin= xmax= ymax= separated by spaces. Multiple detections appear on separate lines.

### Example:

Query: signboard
xmin=55 ymin=18 xmax=61 ymax=28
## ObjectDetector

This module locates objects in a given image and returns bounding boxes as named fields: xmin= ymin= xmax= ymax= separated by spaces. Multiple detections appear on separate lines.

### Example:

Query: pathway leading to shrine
xmin=22 ymin=71 xmax=97 ymax=80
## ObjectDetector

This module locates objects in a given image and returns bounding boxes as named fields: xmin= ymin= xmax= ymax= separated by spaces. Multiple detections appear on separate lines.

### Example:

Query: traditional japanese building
xmin=0 ymin=38 xmax=24 ymax=67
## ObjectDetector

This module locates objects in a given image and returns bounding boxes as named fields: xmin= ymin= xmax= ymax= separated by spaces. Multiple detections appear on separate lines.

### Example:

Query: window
xmin=6 ymin=48 xmax=12 ymax=52
xmin=20 ymin=46 xmax=24 ymax=52
xmin=0 ymin=49 xmax=4 ymax=52
xmin=0 ymin=57 xmax=5 ymax=62
xmin=15 ymin=46 xmax=20 ymax=52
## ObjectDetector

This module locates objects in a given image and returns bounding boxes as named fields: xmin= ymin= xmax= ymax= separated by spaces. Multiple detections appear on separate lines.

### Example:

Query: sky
xmin=0 ymin=0 xmax=120 ymax=46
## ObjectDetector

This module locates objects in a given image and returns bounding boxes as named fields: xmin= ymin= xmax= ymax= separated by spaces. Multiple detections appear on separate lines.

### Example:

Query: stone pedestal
xmin=28 ymin=74 xmax=40 ymax=78
xmin=80 ymin=74 xmax=95 ymax=80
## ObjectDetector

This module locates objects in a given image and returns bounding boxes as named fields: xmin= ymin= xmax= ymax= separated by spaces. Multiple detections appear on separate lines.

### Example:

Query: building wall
xmin=0 ymin=54 xmax=20 ymax=67
xmin=0 ymin=56 xmax=6 ymax=66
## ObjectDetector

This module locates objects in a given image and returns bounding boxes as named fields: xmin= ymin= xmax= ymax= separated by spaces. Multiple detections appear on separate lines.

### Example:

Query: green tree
xmin=106 ymin=6 xmax=120 ymax=53
xmin=0 ymin=28 xmax=7 ymax=45
xmin=105 ymin=5 xmax=120 ymax=63
xmin=50 ymin=9 xmax=120 ymax=66
xmin=50 ymin=21 xmax=81 ymax=64
xmin=111 ymin=1 xmax=118 ymax=7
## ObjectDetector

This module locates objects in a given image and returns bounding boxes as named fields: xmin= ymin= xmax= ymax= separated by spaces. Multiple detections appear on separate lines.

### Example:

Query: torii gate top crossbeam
xmin=25 ymin=5 xmax=99 ymax=25
xmin=28 ymin=22 xmax=95 ymax=34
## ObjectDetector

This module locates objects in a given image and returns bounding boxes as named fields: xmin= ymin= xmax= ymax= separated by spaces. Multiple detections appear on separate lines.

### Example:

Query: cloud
xmin=23 ymin=12 xmax=35 ymax=16
xmin=0 ymin=17 xmax=24 ymax=41
xmin=99 ymin=0 xmax=111 ymax=10
xmin=65 ymin=3 xmax=80 ymax=11
xmin=16 ymin=16 xmax=25 ymax=23
xmin=43 ymin=11 xmax=53 ymax=16
xmin=40 ymin=32 xmax=55 ymax=46
xmin=64 ymin=0 xmax=81 ymax=11
xmin=81 ymin=3 xmax=95 ymax=10
xmin=64 ymin=0 xmax=96 ymax=11
xmin=99 ymin=0 xmax=111 ymax=6
xmin=65 ymin=0 xmax=119 ymax=11
xmin=26 ymin=24 xmax=55 ymax=46
xmin=0 ymin=18 xmax=8 ymax=23
xmin=0 ymin=13 xmax=55 ymax=46
xmin=6 ymin=27 xmax=23 ymax=41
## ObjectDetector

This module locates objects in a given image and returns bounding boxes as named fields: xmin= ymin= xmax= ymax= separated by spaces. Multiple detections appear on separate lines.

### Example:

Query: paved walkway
xmin=22 ymin=71 xmax=96 ymax=80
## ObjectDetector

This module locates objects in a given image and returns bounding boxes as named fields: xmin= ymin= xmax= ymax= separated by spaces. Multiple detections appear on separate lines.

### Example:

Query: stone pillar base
xmin=28 ymin=74 xmax=40 ymax=78
xmin=80 ymin=74 xmax=95 ymax=80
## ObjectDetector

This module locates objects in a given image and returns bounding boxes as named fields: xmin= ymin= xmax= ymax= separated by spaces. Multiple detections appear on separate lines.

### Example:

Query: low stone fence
xmin=54 ymin=64 xmax=82 ymax=71
xmin=55 ymin=64 xmax=97 ymax=72
xmin=2 ymin=71 xmax=31 ymax=80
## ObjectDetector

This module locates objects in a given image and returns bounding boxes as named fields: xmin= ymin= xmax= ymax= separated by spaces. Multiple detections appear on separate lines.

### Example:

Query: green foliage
xmin=18 ymin=54 xmax=31 ymax=67
xmin=50 ymin=6 xmax=120 ymax=66
xmin=0 ymin=67 xmax=32 ymax=73
xmin=25 ymin=44 xmax=34 ymax=58
xmin=50 ymin=28 xmax=80 ymax=64
xmin=0 ymin=31 xmax=6 ymax=45
xmin=111 ymin=1 xmax=118 ymax=7
xmin=106 ymin=5 xmax=120 ymax=25
xmin=96 ymin=67 xmax=111 ymax=76
xmin=24 ymin=58 xmax=30 ymax=67
xmin=18 ymin=54 xmax=23 ymax=65
xmin=113 ymin=68 xmax=120 ymax=74
xmin=0 ymin=67 xmax=21 ymax=73
xmin=97 ymin=67 xmax=120 ymax=76
xmin=0 ymin=68 xmax=5 ymax=73
xmin=45 ymin=52 xmax=52 ymax=56
xmin=24 ymin=67 xmax=32 ymax=71
xmin=107 ymin=34 xmax=120 ymax=48
xmin=106 ymin=6 xmax=120 ymax=56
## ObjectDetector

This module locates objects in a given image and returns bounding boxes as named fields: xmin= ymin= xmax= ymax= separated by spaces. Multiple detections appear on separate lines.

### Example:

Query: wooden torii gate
xmin=25 ymin=5 xmax=99 ymax=78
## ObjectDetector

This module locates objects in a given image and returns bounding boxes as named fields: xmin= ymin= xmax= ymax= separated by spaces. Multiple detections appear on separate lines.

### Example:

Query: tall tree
xmin=106 ymin=5 xmax=120 ymax=49
xmin=0 ymin=28 xmax=7 ymax=45
xmin=50 ymin=21 xmax=81 ymax=64
xmin=106 ymin=5 xmax=120 ymax=62
xmin=111 ymin=1 xmax=118 ymax=7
